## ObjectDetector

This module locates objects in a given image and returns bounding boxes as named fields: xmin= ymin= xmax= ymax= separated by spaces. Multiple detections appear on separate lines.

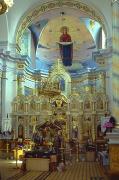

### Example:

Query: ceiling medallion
xmin=0 ymin=0 xmax=14 ymax=15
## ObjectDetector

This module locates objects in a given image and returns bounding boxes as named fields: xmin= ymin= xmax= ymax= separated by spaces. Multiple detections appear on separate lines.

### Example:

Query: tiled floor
xmin=46 ymin=162 xmax=108 ymax=180
xmin=0 ymin=159 xmax=109 ymax=180
xmin=0 ymin=159 xmax=22 ymax=180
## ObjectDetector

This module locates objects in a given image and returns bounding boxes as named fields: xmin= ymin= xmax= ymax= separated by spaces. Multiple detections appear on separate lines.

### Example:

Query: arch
xmin=15 ymin=0 xmax=109 ymax=51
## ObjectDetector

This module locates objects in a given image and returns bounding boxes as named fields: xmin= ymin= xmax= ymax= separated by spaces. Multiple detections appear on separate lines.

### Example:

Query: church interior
xmin=0 ymin=0 xmax=119 ymax=179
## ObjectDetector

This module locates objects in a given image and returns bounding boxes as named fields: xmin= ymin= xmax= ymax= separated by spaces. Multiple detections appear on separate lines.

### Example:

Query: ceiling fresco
xmin=18 ymin=6 xmax=104 ymax=77
xmin=36 ymin=16 xmax=95 ymax=62
xmin=34 ymin=15 xmax=102 ymax=76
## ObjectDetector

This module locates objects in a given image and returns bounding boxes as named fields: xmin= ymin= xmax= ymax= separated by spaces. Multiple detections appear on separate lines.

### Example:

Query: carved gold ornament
xmin=0 ymin=0 xmax=13 ymax=14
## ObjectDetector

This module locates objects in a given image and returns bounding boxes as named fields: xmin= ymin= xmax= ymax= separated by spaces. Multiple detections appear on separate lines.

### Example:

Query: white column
xmin=1 ymin=64 xmax=7 ymax=131
xmin=112 ymin=0 xmax=119 ymax=127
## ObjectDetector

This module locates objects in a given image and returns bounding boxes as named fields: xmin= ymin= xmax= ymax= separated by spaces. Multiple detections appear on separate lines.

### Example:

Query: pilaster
xmin=112 ymin=0 xmax=119 ymax=126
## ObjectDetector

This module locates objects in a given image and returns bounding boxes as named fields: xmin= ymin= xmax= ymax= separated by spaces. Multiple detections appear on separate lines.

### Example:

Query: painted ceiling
xmin=21 ymin=5 xmax=104 ymax=77
xmin=36 ymin=16 xmax=95 ymax=61
xmin=34 ymin=16 xmax=102 ymax=76
xmin=0 ymin=0 xmax=111 ymax=77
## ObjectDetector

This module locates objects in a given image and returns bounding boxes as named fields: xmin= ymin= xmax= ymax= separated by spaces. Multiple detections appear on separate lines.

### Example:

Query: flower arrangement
xmin=103 ymin=121 xmax=114 ymax=128
xmin=103 ymin=116 xmax=116 ymax=132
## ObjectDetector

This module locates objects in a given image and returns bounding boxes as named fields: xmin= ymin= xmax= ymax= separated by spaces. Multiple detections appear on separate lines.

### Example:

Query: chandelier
xmin=0 ymin=0 xmax=14 ymax=15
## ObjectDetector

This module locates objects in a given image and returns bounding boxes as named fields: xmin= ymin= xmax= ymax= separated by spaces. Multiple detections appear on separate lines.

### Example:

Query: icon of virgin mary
xmin=59 ymin=26 xmax=73 ymax=66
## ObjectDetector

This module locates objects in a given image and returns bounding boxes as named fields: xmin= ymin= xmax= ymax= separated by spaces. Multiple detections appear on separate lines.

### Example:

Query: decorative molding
xmin=16 ymin=0 xmax=106 ymax=51
xmin=111 ymin=0 xmax=119 ymax=5
xmin=0 ymin=51 xmax=31 ymax=64
xmin=0 ymin=51 xmax=41 ymax=81
xmin=0 ymin=41 xmax=20 ymax=55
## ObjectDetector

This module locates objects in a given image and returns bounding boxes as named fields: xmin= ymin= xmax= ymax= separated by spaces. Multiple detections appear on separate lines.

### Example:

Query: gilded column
xmin=92 ymin=101 xmax=95 ymax=111
xmin=67 ymin=101 xmax=72 ymax=139
xmin=112 ymin=0 xmax=119 ymax=127
xmin=91 ymin=114 xmax=96 ymax=142
xmin=12 ymin=116 xmax=16 ymax=139
xmin=102 ymin=72 xmax=106 ymax=93
xmin=25 ymin=102 xmax=28 ymax=113
xmin=25 ymin=117 xmax=29 ymax=138
xmin=78 ymin=115 xmax=83 ymax=141
xmin=68 ymin=114 xmax=72 ymax=139
xmin=38 ymin=102 xmax=40 ymax=112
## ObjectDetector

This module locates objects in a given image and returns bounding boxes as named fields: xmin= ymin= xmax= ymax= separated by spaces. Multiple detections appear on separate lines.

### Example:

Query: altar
xmin=26 ymin=158 xmax=50 ymax=171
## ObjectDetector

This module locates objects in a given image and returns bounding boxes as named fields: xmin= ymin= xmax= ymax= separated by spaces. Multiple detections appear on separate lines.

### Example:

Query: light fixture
xmin=0 ymin=0 xmax=14 ymax=15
